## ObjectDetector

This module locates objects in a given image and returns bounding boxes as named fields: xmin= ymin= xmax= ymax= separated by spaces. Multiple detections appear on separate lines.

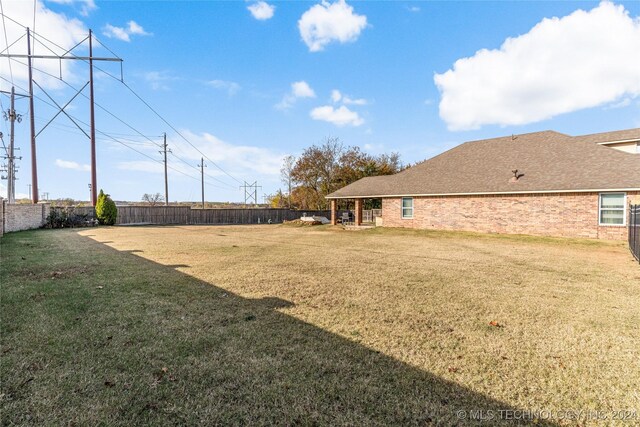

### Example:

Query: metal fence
xmin=629 ymin=204 xmax=640 ymax=263
xmin=52 ymin=206 xmax=337 ymax=226
xmin=362 ymin=209 xmax=382 ymax=223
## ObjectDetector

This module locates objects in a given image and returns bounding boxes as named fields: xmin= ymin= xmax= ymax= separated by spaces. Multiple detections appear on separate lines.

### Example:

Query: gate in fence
xmin=629 ymin=204 xmax=640 ymax=263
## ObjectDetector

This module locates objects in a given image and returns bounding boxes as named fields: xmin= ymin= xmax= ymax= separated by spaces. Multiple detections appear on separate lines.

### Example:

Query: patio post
xmin=330 ymin=199 xmax=337 ymax=225
xmin=355 ymin=198 xmax=363 ymax=226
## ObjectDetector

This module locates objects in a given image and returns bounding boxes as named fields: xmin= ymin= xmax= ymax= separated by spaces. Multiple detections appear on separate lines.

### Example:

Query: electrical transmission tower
xmin=1 ymin=28 xmax=123 ymax=205
xmin=1 ymin=86 xmax=25 ymax=203
xmin=240 ymin=181 xmax=261 ymax=206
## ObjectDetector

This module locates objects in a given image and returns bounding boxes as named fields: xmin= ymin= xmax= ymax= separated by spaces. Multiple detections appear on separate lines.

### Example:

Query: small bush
xmin=45 ymin=208 xmax=94 ymax=229
xmin=95 ymin=190 xmax=117 ymax=226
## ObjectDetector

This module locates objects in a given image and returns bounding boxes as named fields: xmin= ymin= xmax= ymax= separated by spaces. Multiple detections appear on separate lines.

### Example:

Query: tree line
xmin=271 ymin=137 xmax=404 ymax=210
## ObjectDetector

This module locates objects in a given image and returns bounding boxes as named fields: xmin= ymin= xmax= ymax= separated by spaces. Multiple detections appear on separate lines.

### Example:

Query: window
xmin=599 ymin=193 xmax=626 ymax=225
xmin=401 ymin=197 xmax=413 ymax=219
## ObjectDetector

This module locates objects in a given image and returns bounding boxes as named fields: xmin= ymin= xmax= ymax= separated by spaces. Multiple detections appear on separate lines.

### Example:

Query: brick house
xmin=326 ymin=129 xmax=640 ymax=240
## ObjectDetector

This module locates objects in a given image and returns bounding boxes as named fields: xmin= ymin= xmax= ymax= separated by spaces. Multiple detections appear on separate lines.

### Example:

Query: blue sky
xmin=1 ymin=0 xmax=639 ymax=202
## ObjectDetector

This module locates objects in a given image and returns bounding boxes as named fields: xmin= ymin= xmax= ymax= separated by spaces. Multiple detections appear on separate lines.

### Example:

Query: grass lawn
xmin=1 ymin=225 xmax=639 ymax=426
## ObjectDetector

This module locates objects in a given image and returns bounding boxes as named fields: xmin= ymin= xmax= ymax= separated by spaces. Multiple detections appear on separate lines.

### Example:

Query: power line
xmin=0 ymin=76 xmax=229 ymax=191
xmin=0 ymin=16 xmax=247 ymax=196
xmin=23 ymin=60 xmax=238 ymax=189
xmin=0 ymin=1 xmax=14 ymax=84
xmin=0 ymin=16 xmax=242 ymax=186
xmin=119 ymin=80 xmax=243 ymax=185
xmin=4 ymin=56 xmax=237 ymax=189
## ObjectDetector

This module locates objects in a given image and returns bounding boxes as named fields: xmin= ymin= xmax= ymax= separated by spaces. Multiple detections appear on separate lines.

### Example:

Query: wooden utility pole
xmin=198 ymin=157 xmax=206 ymax=208
xmin=160 ymin=133 xmax=169 ymax=206
xmin=7 ymin=87 xmax=15 ymax=203
xmin=26 ymin=28 xmax=38 ymax=204
xmin=1 ymin=86 xmax=26 ymax=203
xmin=6 ymin=87 xmax=17 ymax=203
xmin=1 ymin=28 xmax=122 ymax=206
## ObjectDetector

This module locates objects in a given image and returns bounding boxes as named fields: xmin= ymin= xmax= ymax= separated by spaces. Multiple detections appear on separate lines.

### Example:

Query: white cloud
xmin=604 ymin=97 xmax=632 ymax=110
xmin=127 ymin=21 xmax=148 ymax=35
xmin=330 ymin=89 xmax=367 ymax=105
xmin=407 ymin=6 xmax=420 ymax=13
xmin=144 ymin=71 xmax=177 ymax=91
xmin=47 ymin=0 xmax=96 ymax=16
xmin=207 ymin=79 xmax=241 ymax=96
xmin=103 ymin=24 xmax=130 ymax=42
xmin=113 ymin=130 xmax=286 ymax=185
xmin=343 ymin=95 xmax=367 ymax=105
xmin=0 ymin=182 xmax=29 ymax=200
xmin=55 ymin=159 xmax=90 ymax=171
xmin=434 ymin=2 xmax=640 ymax=131
xmin=310 ymin=105 xmax=364 ymax=127
xmin=276 ymin=81 xmax=316 ymax=110
xmin=0 ymin=1 xmax=87 ymax=90
xmin=298 ymin=0 xmax=368 ymax=52
xmin=102 ymin=20 xmax=151 ymax=42
xmin=292 ymin=81 xmax=316 ymax=98
xmin=248 ymin=1 xmax=275 ymax=20
xmin=172 ymin=130 xmax=285 ymax=176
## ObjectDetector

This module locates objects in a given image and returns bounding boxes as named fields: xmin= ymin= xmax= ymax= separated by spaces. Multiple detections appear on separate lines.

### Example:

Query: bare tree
xmin=141 ymin=193 xmax=165 ymax=206
xmin=281 ymin=155 xmax=296 ymax=208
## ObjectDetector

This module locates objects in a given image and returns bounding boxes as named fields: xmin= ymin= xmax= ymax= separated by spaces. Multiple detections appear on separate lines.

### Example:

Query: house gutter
xmin=325 ymin=188 xmax=640 ymax=199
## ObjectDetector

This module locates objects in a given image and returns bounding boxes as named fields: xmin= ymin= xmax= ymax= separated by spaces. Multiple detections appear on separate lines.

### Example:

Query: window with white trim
xmin=599 ymin=193 xmax=626 ymax=225
xmin=401 ymin=197 xmax=413 ymax=219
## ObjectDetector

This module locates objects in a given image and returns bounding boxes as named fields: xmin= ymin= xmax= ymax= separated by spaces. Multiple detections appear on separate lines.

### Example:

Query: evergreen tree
xmin=95 ymin=189 xmax=117 ymax=225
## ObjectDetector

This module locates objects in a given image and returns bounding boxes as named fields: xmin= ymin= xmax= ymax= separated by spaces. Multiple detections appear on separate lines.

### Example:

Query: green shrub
xmin=44 ymin=208 xmax=94 ymax=229
xmin=95 ymin=189 xmax=117 ymax=225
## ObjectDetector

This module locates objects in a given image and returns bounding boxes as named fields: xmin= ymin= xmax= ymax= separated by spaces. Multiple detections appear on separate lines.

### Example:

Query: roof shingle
xmin=327 ymin=129 xmax=640 ymax=198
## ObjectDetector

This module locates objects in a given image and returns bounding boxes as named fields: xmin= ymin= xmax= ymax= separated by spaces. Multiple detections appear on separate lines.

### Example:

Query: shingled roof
xmin=574 ymin=128 xmax=640 ymax=144
xmin=326 ymin=129 xmax=640 ymax=199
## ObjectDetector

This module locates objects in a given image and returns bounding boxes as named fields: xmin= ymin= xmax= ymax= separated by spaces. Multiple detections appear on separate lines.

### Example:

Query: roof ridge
xmin=574 ymin=127 xmax=640 ymax=138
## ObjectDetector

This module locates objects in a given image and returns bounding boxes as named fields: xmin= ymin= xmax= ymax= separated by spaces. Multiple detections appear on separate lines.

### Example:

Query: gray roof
xmin=574 ymin=128 xmax=640 ymax=144
xmin=327 ymin=129 xmax=640 ymax=199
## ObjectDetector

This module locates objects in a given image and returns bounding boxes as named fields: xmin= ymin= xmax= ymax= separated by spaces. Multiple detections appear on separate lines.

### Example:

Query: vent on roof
xmin=510 ymin=169 xmax=524 ymax=182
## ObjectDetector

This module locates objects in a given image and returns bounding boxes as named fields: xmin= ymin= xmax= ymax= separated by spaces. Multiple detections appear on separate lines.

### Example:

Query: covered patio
xmin=329 ymin=198 xmax=381 ymax=227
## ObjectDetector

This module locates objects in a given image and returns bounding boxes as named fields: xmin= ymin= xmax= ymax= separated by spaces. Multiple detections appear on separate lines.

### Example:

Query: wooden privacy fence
xmin=53 ymin=206 xmax=337 ymax=226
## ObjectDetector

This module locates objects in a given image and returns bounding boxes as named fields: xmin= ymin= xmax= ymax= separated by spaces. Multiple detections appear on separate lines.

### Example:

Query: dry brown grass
xmin=2 ymin=225 xmax=639 ymax=425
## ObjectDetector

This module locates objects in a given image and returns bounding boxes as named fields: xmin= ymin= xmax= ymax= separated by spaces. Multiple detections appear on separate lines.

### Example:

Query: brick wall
xmin=0 ymin=200 xmax=4 ymax=237
xmin=381 ymin=192 xmax=639 ymax=240
xmin=2 ymin=203 xmax=50 ymax=234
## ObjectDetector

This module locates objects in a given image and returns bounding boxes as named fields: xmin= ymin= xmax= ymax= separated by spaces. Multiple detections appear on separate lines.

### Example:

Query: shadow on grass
xmin=0 ymin=230 xmax=558 ymax=426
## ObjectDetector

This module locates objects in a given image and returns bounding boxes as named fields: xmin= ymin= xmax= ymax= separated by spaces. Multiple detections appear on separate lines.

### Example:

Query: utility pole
xmin=27 ymin=184 xmax=32 ymax=200
xmin=7 ymin=87 xmax=16 ymax=203
xmin=1 ymin=28 xmax=122 ymax=206
xmin=1 ymin=87 xmax=24 ymax=204
xmin=26 ymin=28 xmax=38 ymax=204
xmin=160 ymin=133 xmax=170 ymax=206
xmin=88 ymin=29 xmax=97 ymax=207
xmin=198 ymin=157 xmax=206 ymax=208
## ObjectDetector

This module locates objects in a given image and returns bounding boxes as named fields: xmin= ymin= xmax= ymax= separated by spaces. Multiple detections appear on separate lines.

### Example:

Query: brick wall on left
xmin=1 ymin=200 xmax=50 ymax=234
